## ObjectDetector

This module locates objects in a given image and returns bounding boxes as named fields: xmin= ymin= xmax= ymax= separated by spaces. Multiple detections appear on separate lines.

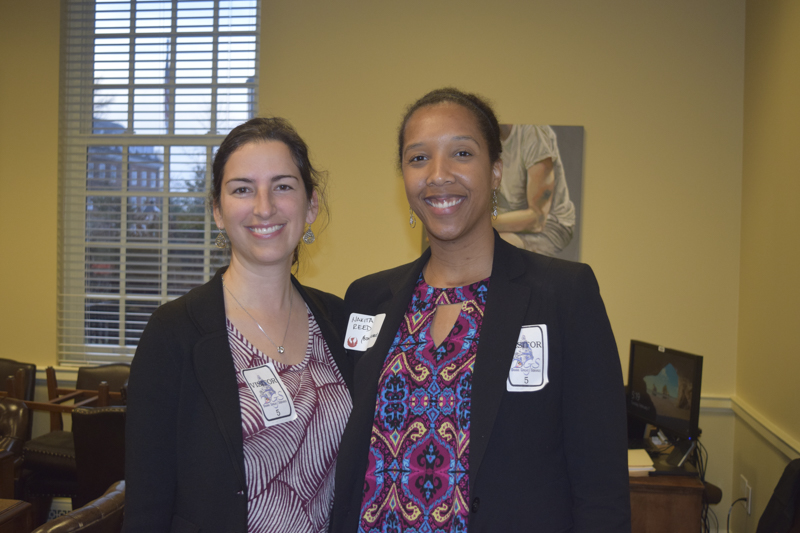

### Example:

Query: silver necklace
xmin=222 ymin=275 xmax=293 ymax=355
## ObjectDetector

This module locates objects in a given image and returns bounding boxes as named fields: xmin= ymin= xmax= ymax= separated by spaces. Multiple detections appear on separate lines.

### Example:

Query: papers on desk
xmin=628 ymin=449 xmax=655 ymax=477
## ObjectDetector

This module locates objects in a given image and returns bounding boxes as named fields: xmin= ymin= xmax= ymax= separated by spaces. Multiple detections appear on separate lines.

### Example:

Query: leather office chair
xmin=74 ymin=364 xmax=129 ymax=405
xmin=73 ymin=406 xmax=126 ymax=509
xmin=21 ymin=364 xmax=130 ymax=522
xmin=0 ymin=358 xmax=36 ymax=401
xmin=0 ymin=397 xmax=30 ymax=498
xmin=30 ymin=480 xmax=125 ymax=533
xmin=0 ymin=358 xmax=36 ymax=441
xmin=0 ymin=397 xmax=30 ymax=458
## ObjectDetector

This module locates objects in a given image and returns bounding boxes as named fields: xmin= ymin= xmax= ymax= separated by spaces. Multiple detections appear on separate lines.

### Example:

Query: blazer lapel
xmin=359 ymin=250 xmax=430 ymax=403
xmin=293 ymin=277 xmax=354 ymax=393
xmin=193 ymin=332 xmax=247 ymax=486
xmin=186 ymin=268 xmax=247 ymax=488
xmin=468 ymin=237 xmax=535 ymax=488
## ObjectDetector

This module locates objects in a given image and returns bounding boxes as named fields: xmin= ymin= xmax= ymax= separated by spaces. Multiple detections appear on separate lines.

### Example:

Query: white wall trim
xmin=674 ymin=395 xmax=800 ymax=460
xmin=699 ymin=395 xmax=733 ymax=411
xmin=731 ymin=395 xmax=800 ymax=460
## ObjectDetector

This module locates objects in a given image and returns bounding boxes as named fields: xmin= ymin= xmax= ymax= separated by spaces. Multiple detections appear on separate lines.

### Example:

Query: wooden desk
xmin=630 ymin=475 xmax=704 ymax=533
xmin=0 ymin=499 xmax=33 ymax=533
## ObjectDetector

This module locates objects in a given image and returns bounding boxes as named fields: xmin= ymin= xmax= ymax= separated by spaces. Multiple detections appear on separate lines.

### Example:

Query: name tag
xmin=343 ymin=312 xmax=386 ymax=352
xmin=507 ymin=324 xmax=549 ymax=392
xmin=242 ymin=363 xmax=297 ymax=427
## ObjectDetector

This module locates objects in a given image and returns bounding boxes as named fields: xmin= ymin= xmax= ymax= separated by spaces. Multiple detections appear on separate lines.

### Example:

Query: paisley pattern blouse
xmin=359 ymin=275 xmax=489 ymax=533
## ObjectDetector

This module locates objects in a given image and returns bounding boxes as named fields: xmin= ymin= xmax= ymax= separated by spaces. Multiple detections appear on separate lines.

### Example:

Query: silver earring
xmin=491 ymin=189 xmax=498 ymax=220
xmin=409 ymin=208 xmax=416 ymax=228
xmin=215 ymin=229 xmax=229 ymax=249
xmin=302 ymin=227 xmax=315 ymax=244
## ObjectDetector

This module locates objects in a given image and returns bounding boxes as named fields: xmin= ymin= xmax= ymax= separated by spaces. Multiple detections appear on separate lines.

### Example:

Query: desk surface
xmin=0 ymin=499 xmax=33 ymax=533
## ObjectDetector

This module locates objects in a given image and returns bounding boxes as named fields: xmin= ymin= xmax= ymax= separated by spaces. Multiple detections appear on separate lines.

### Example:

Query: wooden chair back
xmin=0 ymin=358 xmax=36 ymax=401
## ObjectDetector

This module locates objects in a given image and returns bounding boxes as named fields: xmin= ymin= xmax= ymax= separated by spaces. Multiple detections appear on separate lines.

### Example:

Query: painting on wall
xmin=421 ymin=124 xmax=585 ymax=262
xmin=495 ymin=124 xmax=585 ymax=262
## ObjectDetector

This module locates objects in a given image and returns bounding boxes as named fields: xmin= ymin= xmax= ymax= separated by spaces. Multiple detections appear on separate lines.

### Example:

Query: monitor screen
xmin=626 ymin=340 xmax=703 ymax=440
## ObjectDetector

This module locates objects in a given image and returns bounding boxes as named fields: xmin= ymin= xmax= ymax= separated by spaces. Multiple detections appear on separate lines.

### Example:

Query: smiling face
xmin=401 ymin=102 xmax=502 ymax=247
xmin=213 ymin=140 xmax=318 ymax=271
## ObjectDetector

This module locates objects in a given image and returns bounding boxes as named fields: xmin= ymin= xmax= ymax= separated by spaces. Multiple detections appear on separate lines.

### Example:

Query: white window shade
xmin=59 ymin=0 xmax=259 ymax=364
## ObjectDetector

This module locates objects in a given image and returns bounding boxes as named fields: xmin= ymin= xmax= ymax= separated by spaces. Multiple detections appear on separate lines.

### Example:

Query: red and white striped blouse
xmin=228 ymin=305 xmax=352 ymax=533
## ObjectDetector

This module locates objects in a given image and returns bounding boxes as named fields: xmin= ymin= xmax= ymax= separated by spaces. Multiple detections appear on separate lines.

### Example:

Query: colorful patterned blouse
xmin=359 ymin=275 xmax=490 ymax=533
xmin=228 ymin=306 xmax=352 ymax=533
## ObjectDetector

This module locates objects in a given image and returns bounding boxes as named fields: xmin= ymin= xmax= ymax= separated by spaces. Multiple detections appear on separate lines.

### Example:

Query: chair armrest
xmin=0 ymin=449 xmax=15 ymax=499
xmin=30 ymin=480 xmax=125 ymax=533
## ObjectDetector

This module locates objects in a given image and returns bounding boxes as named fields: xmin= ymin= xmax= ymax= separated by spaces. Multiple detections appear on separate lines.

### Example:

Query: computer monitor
xmin=627 ymin=340 xmax=703 ymax=465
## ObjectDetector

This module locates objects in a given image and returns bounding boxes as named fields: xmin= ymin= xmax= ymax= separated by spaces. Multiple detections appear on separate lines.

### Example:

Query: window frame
xmin=58 ymin=0 xmax=260 ymax=364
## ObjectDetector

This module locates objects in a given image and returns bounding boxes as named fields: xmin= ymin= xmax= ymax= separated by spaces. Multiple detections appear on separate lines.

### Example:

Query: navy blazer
xmin=332 ymin=235 xmax=630 ymax=532
xmin=123 ymin=267 xmax=353 ymax=533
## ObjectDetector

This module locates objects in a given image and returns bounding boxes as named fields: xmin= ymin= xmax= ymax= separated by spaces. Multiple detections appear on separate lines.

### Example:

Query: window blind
xmin=59 ymin=0 xmax=259 ymax=364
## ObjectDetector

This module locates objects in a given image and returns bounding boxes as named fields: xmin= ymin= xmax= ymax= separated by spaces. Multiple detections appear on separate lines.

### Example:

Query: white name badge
xmin=242 ymin=363 xmax=297 ymax=427
xmin=343 ymin=312 xmax=386 ymax=352
xmin=507 ymin=324 xmax=549 ymax=392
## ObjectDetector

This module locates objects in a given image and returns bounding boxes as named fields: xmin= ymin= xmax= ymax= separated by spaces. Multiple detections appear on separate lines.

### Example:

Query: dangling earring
xmin=491 ymin=189 xmax=498 ymax=220
xmin=302 ymin=227 xmax=315 ymax=244
xmin=215 ymin=229 xmax=229 ymax=249
xmin=409 ymin=208 xmax=416 ymax=228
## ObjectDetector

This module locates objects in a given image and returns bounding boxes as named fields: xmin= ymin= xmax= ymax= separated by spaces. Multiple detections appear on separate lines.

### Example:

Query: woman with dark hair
xmin=124 ymin=118 xmax=353 ymax=533
xmin=331 ymin=89 xmax=630 ymax=532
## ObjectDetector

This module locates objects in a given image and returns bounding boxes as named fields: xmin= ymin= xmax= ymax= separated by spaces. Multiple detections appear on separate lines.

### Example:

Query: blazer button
xmin=471 ymin=497 xmax=480 ymax=513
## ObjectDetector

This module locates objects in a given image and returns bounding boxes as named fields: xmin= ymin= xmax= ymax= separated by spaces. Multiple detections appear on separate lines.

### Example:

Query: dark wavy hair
xmin=210 ymin=117 xmax=328 ymax=264
xmin=397 ymin=87 xmax=502 ymax=169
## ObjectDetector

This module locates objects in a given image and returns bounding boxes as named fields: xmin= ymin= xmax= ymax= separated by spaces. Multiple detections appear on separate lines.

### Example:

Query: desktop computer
xmin=626 ymin=340 xmax=704 ymax=476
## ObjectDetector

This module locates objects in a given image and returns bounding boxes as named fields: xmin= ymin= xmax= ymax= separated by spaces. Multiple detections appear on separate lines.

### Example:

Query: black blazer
xmin=123 ymin=268 xmax=353 ymax=533
xmin=332 ymin=235 xmax=630 ymax=532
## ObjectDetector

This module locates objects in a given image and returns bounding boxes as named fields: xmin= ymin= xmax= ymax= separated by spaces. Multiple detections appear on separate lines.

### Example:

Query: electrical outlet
xmin=740 ymin=474 xmax=752 ymax=515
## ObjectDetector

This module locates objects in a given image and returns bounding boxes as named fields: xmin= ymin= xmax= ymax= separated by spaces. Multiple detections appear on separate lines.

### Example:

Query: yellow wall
xmin=264 ymin=0 xmax=746 ymax=397
xmin=0 ymin=0 xmax=61 ymax=368
xmin=734 ymin=0 xmax=800 ymax=530
xmin=1 ymin=0 xmax=749 ymax=389
xmin=738 ymin=0 xmax=800 ymax=449
xmin=0 ymin=1 xmax=747 ymax=391
xmin=8 ymin=4 xmax=800 ymax=525
xmin=16 ymin=1 xmax=800 ymax=519
xmin=0 ymin=1 xmax=745 ymax=397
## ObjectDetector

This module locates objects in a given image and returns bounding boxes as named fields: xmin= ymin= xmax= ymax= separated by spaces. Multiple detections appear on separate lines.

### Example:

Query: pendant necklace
xmin=222 ymin=275 xmax=293 ymax=355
